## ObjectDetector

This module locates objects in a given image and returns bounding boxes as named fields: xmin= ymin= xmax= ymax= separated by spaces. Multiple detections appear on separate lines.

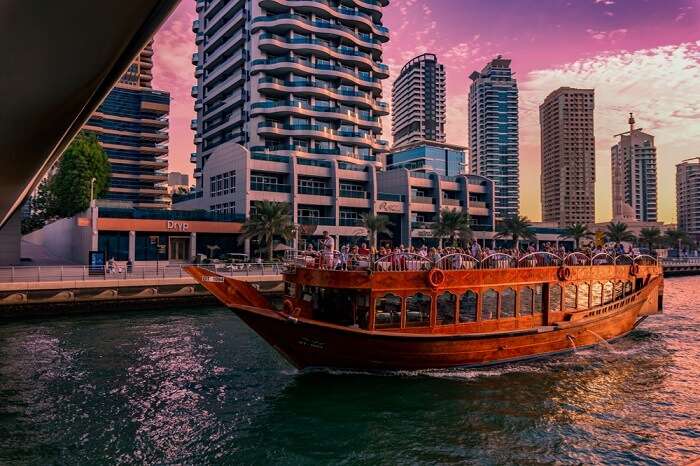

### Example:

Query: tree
xmin=560 ymin=223 xmax=593 ymax=250
xmin=21 ymin=178 xmax=55 ymax=234
xmin=496 ymin=215 xmax=535 ymax=250
xmin=47 ymin=131 xmax=110 ymax=218
xmin=431 ymin=208 xmax=471 ymax=247
xmin=605 ymin=221 xmax=636 ymax=244
xmin=664 ymin=229 xmax=694 ymax=252
xmin=239 ymin=201 xmax=294 ymax=261
xmin=638 ymin=227 xmax=662 ymax=252
xmin=360 ymin=214 xmax=393 ymax=249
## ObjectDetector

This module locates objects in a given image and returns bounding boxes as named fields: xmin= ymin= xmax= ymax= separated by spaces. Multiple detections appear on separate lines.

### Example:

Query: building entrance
xmin=169 ymin=236 xmax=190 ymax=261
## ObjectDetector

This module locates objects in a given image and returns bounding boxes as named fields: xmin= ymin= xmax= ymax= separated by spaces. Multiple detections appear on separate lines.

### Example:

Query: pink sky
xmin=153 ymin=0 xmax=700 ymax=223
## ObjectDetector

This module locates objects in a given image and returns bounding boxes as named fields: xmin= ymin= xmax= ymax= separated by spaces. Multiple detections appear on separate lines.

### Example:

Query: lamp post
xmin=90 ymin=177 xmax=97 ymax=207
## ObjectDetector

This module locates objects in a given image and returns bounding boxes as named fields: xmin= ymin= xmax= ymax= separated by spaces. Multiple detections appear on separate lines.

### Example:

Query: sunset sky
xmin=153 ymin=0 xmax=700 ymax=224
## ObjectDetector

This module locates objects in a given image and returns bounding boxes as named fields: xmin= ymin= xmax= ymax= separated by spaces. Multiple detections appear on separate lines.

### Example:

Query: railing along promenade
xmin=285 ymin=251 xmax=659 ymax=272
xmin=0 ymin=263 xmax=282 ymax=284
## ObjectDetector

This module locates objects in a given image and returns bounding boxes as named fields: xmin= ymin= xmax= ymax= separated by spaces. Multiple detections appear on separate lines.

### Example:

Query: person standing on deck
xmin=321 ymin=231 xmax=335 ymax=269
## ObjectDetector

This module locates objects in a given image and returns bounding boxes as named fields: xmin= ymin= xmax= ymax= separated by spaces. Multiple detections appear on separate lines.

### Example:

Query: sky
xmin=152 ymin=0 xmax=700 ymax=224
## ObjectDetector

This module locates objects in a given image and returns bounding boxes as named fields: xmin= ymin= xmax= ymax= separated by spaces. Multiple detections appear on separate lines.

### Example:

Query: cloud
xmin=518 ymin=41 xmax=700 ymax=223
xmin=585 ymin=28 xmax=628 ymax=41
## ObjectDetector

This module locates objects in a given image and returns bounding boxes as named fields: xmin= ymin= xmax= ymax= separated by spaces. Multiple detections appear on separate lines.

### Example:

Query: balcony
xmin=190 ymin=119 xmax=197 ymax=130
xmin=442 ymin=198 xmax=462 ymax=207
xmin=251 ymin=152 xmax=290 ymax=163
xmin=192 ymin=19 xmax=200 ymax=33
xmin=298 ymin=186 xmax=333 ymax=196
xmin=191 ymin=52 xmax=198 ymax=65
xmin=411 ymin=221 xmax=435 ymax=229
xmin=377 ymin=192 xmax=404 ymax=202
xmin=411 ymin=195 xmax=435 ymax=204
xmin=298 ymin=216 xmax=335 ymax=226
xmin=195 ymin=65 xmax=203 ymax=78
xmin=251 ymin=182 xmax=291 ymax=193
xmin=196 ymin=0 xmax=205 ymax=12
xmin=339 ymin=218 xmax=364 ymax=227
xmin=190 ymin=153 xmax=197 ymax=163
xmin=191 ymin=86 xmax=198 ymax=98
xmin=339 ymin=190 xmax=368 ymax=199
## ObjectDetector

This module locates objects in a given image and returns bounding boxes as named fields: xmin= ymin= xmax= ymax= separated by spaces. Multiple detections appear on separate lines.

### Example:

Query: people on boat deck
xmin=297 ymin=235 xmax=645 ymax=271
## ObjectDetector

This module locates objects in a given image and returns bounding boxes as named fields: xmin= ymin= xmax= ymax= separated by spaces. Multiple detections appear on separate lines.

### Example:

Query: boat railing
xmin=518 ymin=252 xmax=563 ymax=268
xmin=591 ymin=253 xmax=615 ymax=265
xmin=481 ymin=253 xmax=517 ymax=269
xmin=562 ymin=252 xmax=590 ymax=267
xmin=634 ymin=254 xmax=658 ymax=266
xmin=613 ymin=254 xmax=634 ymax=265
xmin=434 ymin=253 xmax=480 ymax=270
xmin=281 ymin=250 xmax=659 ymax=273
xmin=374 ymin=253 xmax=432 ymax=271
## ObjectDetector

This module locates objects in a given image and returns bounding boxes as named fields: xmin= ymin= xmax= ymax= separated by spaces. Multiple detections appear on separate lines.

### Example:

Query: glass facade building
xmin=386 ymin=142 xmax=465 ymax=178
xmin=468 ymin=56 xmax=519 ymax=219
xmin=83 ymin=41 xmax=171 ymax=209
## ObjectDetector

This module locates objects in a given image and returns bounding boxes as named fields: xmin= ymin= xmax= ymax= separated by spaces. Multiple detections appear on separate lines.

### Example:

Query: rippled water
xmin=0 ymin=277 xmax=698 ymax=465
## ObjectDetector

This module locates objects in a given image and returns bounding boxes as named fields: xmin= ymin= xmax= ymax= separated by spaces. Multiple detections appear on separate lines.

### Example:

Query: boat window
xmin=459 ymin=291 xmax=477 ymax=322
xmin=534 ymin=285 xmax=543 ymax=314
xmin=284 ymin=281 xmax=296 ymax=297
xmin=614 ymin=282 xmax=624 ymax=300
xmin=603 ymin=282 xmax=613 ymax=303
xmin=482 ymin=289 xmax=498 ymax=320
xmin=564 ymin=284 xmax=577 ymax=309
xmin=624 ymin=281 xmax=633 ymax=295
xmin=375 ymin=293 xmax=401 ymax=329
xmin=437 ymin=292 xmax=457 ymax=325
xmin=501 ymin=288 xmax=515 ymax=318
xmin=550 ymin=285 xmax=562 ymax=312
xmin=591 ymin=283 xmax=603 ymax=307
xmin=406 ymin=293 xmax=432 ymax=327
xmin=520 ymin=287 xmax=533 ymax=316
xmin=577 ymin=283 xmax=590 ymax=310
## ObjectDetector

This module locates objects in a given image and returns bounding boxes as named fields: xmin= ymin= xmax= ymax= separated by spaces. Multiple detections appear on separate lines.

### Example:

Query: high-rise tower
xmin=676 ymin=158 xmax=700 ymax=241
xmin=83 ymin=40 xmax=171 ymax=209
xmin=391 ymin=53 xmax=446 ymax=148
xmin=468 ymin=56 xmax=519 ymax=219
xmin=539 ymin=87 xmax=595 ymax=227
xmin=611 ymin=113 xmax=658 ymax=222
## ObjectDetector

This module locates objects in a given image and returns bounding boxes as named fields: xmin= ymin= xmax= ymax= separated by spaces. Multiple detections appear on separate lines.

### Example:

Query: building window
xmin=209 ymin=202 xmax=236 ymax=214
xmin=210 ymin=170 xmax=236 ymax=198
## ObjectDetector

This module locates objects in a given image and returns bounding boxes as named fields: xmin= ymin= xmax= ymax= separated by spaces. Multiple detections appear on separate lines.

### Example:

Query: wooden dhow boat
xmin=186 ymin=252 xmax=663 ymax=370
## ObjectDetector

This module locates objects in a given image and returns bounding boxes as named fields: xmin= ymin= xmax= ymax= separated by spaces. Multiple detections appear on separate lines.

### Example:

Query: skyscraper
xmin=84 ymin=41 xmax=171 ymax=209
xmin=539 ymin=87 xmax=595 ymax=227
xmin=191 ymin=0 xmax=390 ymax=187
xmin=611 ymin=113 xmax=658 ymax=222
xmin=676 ymin=158 xmax=700 ymax=240
xmin=391 ymin=53 xmax=446 ymax=148
xmin=468 ymin=56 xmax=519 ymax=219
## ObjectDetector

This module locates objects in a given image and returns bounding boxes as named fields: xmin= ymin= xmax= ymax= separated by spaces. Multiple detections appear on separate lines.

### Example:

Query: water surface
xmin=1 ymin=277 xmax=698 ymax=465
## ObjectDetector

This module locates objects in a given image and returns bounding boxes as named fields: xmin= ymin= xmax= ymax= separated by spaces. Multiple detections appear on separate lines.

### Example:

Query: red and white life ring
xmin=428 ymin=268 xmax=445 ymax=288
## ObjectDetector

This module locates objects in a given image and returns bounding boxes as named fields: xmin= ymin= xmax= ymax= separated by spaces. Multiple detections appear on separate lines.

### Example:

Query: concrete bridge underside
xmin=0 ymin=0 xmax=179 ymax=227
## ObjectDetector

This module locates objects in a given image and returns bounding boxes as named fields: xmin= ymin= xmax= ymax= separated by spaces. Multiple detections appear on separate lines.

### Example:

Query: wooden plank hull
xmin=229 ymin=278 xmax=660 ymax=370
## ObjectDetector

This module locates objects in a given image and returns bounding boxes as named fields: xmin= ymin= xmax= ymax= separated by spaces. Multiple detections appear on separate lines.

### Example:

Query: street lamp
xmin=90 ymin=177 xmax=97 ymax=207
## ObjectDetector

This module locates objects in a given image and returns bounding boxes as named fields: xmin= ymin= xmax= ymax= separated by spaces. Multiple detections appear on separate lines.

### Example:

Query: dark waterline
xmin=0 ymin=277 xmax=698 ymax=465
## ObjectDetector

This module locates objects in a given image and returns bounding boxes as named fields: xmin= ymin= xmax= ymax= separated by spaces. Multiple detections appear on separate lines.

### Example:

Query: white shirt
xmin=322 ymin=236 xmax=335 ymax=253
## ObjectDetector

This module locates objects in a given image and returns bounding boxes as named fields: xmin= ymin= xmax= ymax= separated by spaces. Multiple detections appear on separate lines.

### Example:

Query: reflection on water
xmin=0 ymin=277 xmax=699 ymax=465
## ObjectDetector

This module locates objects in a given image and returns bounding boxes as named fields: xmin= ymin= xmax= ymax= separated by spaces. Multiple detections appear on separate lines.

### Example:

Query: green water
xmin=0 ymin=277 xmax=698 ymax=465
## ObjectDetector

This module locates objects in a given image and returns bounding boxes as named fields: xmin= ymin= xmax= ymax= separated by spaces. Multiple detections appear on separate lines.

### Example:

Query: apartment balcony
xmin=191 ymin=86 xmax=198 ymax=98
xmin=298 ymin=186 xmax=333 ymax=196
xmin=194 ymin=136 xmax=202 ymax=145
xmin=411 ymin=195 xmax=435 ymax=204
xmin=259 ymin=0 xmax=389 ymax=40
xmin=411 ymin=221 xmax=435 ymax=230
xmin=442 ymin=198 xmax=462 ymax=207
xmin=196 ymin=0 xmax=205 ymax=12
xmin=195 ymin=65 xmax=203 ymax=78
xmin=190 ymin=153 xmax=197 ymax=163
xmin=339 ymin=190 xmax=368 ymax=199
xmin=251 ymin=182 xmax=291 ymax=193
xmin=250 ymin=57 xmax=382 ymax=92
xmin=250 ymin=101 xmax=380 ymax=129
xmin=251 ymin=14 xmax=385 ymax=50
xmin=339 ymin=218 xmax=364 ymax=227
xmin=192 ymin=19 xmax=200 ymax=33
xmin=377 ymin=192 xmax=404 ymax=202
xmin=298 ymin=216 xmax=336 ymax=226
xmin=190 ymin=119 xmax=197 ymax=130
xmin=257 ymin=122 xmax=384 ymax=149
xmin=194 ymin=99 xmax=203 ymax=111
xmin=191 ymin=52 xmax=198 ymax=65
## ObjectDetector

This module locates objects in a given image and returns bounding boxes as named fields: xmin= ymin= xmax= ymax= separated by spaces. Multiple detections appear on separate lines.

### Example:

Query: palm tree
xmin=605 ymin=221 xmax=636 ymax=244
xmin=495 ymin=215 xmax=535 ymax=250
xmin=560 ymin=223 xmax=593 ymax=250
xmin=360 ymin=214 xmax=393 ymax=249
xmin=239 ymin=201 xmax=294 ymax=261
xmin=638 ymin=227 xmax=662 ymax=252
xmin=431 ymin=208 xmax=471 ymax=247
xmin=664 ymin=229 xmax=693 ymax=253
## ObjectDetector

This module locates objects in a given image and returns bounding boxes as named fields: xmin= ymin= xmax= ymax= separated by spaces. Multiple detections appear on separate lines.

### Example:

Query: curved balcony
xmin=251 ymin=145 xmax=379 ymax=165
xmin=353 ymin=0 xmax=389 ymax=18
xmin=250 ymin=56 xmax=382 ymax=92
xmin=258 ymin=34 xmax=388 ymax=77
xmin=257 ymin=122 xmax=385 ymax=148
xmin=258 ymin=0 xmax=389 ymax=41
xmin=257 ymin=77 xmax=388 ymax=115
xmin=251 ymin=14 xmax=384 ymax=50
xmin=250 ymin=101 xmax=381 ymax=129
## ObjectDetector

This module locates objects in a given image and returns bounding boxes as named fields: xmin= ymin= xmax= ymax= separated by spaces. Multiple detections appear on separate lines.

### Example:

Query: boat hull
xmin=230 ymin=280 xmax=659 ymax=370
